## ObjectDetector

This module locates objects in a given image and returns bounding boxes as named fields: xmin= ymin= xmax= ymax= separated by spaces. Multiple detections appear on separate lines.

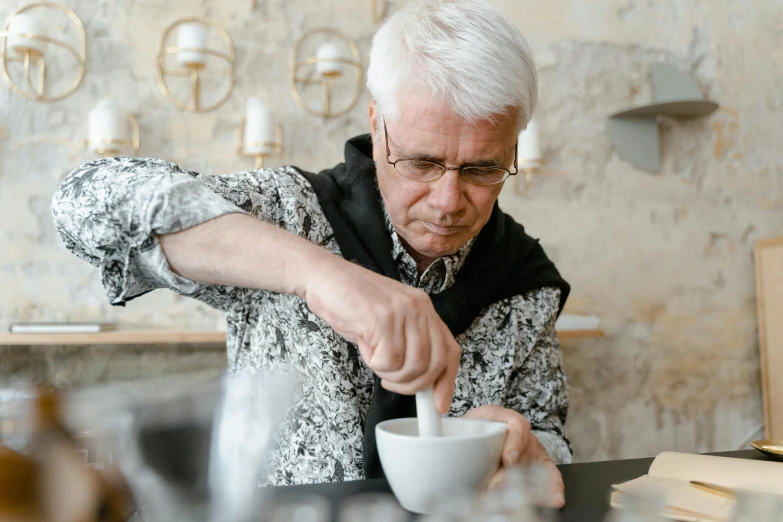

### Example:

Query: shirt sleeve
xmin=505 ymin=287 xmax=573 ymax=465
xmin=51 ymin=157 xmax=326 ymax=312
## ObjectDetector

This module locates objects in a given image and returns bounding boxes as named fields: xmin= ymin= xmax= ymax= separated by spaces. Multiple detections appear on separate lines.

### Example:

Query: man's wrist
xmin=532 ymin=429 xmax=572 ymax=465
xmin=286 ymin=240 xmax=343 ymax=300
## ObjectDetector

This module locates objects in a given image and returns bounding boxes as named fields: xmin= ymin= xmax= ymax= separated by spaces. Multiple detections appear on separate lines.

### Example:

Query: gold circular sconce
xmin=0 ymin=2 xmax=86 ymax=102
xmin=371 ymin=0 xmax=389 ymax=24
xmin=156 ymin=17 xmax=235 ymax=113
xmin=290 ymin=28 xmax=363 ymax=120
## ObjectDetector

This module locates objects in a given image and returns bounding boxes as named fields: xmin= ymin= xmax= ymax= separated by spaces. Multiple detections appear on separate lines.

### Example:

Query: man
xmin=52 ymin=0 xmax=569 ymax=506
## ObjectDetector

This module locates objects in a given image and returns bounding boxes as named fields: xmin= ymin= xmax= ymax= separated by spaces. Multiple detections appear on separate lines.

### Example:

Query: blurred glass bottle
xmin=0 ymin=387 xmax=135 ymax=522
xmin=0 ymin=384 xmax=34 ymax=452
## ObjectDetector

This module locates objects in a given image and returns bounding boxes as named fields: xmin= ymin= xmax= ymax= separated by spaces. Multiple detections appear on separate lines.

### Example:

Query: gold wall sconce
xmin=371 ymin=0 xmax=389 ymax=24
xmin=85 ymin=100 xmax=139 ymax=157
xmin=514 ymin=117 xmax=543 ymax=195
xmin=0 ymin=2 xmax=86 ymax=102
xmin=290 ymin=29 xmax=362 ymax=119
xmin=156 ymin=18 xmax=235 ymax=113
xmin=237 ymin=97 xmax=283 ymax=169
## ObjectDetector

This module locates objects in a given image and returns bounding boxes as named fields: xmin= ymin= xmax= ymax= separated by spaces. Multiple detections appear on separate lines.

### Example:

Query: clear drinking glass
xmin=338 ymin=493 xmax=408 ymax=522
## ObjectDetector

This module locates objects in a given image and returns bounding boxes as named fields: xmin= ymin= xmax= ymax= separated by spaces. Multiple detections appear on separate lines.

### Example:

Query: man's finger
xmin=367 ymin=337 xmax=406 ymax=373
xmin=544 ymin=460 xmax=565 ymax=508
xmin=487 ymin=467 xmax=507 ymax=490
xmin=502 ymin=414 xmax=532 ymax=467
xmin=464 ymin=406 xmax=532 ymax=466
xmin=380 ymin=320 xmax=432 ymax=383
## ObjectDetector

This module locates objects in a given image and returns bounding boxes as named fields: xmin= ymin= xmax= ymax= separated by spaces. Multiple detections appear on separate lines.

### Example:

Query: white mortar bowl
xmin=376 ymin=417 xmax=507 ymax=514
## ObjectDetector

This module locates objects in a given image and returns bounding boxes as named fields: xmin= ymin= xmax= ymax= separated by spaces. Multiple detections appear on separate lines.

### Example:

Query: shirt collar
xmin=383 ymin=207 xmax=475 ymax=293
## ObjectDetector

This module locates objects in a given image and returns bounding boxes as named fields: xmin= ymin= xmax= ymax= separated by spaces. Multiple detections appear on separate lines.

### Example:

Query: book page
xmin=613 ymin=475 xmax=734 ymax=521
xmin=649 ymin=452 xmax=783 ymax=495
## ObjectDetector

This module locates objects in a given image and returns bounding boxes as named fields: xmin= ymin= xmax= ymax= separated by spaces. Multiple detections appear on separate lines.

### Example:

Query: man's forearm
xmin=158 ymin=212 xmax=336 ymax=299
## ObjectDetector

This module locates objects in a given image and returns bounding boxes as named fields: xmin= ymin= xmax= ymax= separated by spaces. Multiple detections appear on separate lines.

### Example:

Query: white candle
xmin=519 ymin=117 xmax=543 ymax=170
xmin=7 ymin=13 xmax=46 ymax=56
xmin=88 ymin=100 xmax=126 ymax=152
xmin=243 ymin=97 xmax=276 ymax=156
xmin=316 ymin=42 xmax=346 ymax=77
xmin=176 ymin=22 xmax=208 ymax=68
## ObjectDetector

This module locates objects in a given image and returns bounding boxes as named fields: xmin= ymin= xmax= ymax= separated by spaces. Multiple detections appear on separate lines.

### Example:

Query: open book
xmin=611 ymin=452 xmax=783 ymax=521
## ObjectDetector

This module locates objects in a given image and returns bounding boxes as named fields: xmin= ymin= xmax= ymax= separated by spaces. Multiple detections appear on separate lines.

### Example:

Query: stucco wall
xmin=1 ymin=0 xmax=781 ymax=462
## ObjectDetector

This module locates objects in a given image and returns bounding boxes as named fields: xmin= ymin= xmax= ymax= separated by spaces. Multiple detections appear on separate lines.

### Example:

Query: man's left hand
xmin=464 ymin=405 xmax=565 ymax=508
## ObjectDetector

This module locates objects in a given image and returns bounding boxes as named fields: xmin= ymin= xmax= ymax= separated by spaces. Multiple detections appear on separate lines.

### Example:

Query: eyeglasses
xmin=383 ymin=121 xmax=518 ymax=186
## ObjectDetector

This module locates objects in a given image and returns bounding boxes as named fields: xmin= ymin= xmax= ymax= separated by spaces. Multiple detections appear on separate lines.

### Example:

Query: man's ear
xmin=368 ymin=100 xmax=378 ymax=142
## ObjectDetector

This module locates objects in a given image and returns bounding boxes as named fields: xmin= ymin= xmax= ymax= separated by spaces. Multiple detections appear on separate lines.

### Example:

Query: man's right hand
xmin=159 ymin=213 xmax=459 ymax=411
xmin=304 ymin=257 xmax=461 ymax=413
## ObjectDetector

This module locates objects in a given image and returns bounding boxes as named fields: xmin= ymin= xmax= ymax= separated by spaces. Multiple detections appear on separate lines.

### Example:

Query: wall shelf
xmin=606 ymin=63 xmax=719 ymax=172
xmin=0 ymin=327 xmax=604 ymax=346
xmin=0 ymin=330 xmax=227 ymax=346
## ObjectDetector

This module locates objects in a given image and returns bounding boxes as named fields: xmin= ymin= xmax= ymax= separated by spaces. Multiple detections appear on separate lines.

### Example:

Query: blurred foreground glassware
xmin=106 ymin=375 xmax=223 ymax=522
xmin=606 ymin=490 xmax=666 ymax=522
xmin=0 ymin=385 xmax=34 ymax=452
xmin=507 ymin=465 xmax=559 ymax=522
xmin=0 ymin=387 xmax=135 ymax=522
xmin=269 ymin=495 xmax=330 ymax=522
xmin=458 ymin=465 xmax=557 ymax=522
xmin=209 ymin=372 xmax=299 ymax=522
xmin=339 ymin=493 xmax=408 ymax=522
xmin=732 ymin=490 xmax=783 ymax=522
xmin=422 ymin=488 xmax=480 ymax=522
xmin=74 ymin=371 xmax=298 ymax=522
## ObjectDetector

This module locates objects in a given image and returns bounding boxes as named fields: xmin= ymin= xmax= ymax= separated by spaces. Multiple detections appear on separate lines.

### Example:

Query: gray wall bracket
xmin=606 ymin=63 xmax=719 ymax=172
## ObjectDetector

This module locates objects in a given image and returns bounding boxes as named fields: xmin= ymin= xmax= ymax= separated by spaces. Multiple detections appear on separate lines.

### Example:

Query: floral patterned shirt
xmin=51 ymin=157 xmax=571 ymax=486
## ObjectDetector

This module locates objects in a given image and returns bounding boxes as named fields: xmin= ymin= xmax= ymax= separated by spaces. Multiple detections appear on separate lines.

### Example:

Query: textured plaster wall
xmin=1 ymin=0 xmax=782 ymax=463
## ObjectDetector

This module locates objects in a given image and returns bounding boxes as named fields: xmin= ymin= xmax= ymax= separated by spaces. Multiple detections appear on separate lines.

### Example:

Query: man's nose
xmin=427 ymin=170 xmax=466 ymax=215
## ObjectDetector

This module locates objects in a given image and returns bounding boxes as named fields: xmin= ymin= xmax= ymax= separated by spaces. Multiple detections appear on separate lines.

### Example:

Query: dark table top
xmin=270 ymin=450 xmax=771 ymax=521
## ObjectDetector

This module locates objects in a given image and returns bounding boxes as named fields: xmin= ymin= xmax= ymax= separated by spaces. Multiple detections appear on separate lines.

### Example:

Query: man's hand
xmin=464 ymin=405 xmax=565 ymax=508
xmin=159 ymin=213 xmax=460 ymax=412
xmin=304 ymin=257 xmax=461 ymax=413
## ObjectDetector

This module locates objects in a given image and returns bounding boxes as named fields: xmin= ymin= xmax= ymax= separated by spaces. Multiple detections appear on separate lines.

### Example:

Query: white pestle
xmin=415 ymin=387 xmax=444 ymax=437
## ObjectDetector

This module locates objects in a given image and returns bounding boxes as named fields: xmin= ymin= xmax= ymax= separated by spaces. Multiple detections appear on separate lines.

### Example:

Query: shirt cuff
xmin=105 ymin=178 xmax=248 ymax=305
xmin=533 ymin=429 xmax=573 ymax=465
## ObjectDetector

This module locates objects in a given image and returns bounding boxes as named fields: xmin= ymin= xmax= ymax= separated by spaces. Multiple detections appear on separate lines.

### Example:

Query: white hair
xmin=366 ymin=0 xmax=537 ymax=133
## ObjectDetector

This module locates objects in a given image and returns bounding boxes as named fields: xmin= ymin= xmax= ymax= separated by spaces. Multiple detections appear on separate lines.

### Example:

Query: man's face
xmin=369 ymin=89 xmax=518 ymax=266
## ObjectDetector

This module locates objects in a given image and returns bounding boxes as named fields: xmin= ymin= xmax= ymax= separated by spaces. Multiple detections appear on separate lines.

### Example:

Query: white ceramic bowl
xmin=376 ymin=417 xmax=507 ymax=514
